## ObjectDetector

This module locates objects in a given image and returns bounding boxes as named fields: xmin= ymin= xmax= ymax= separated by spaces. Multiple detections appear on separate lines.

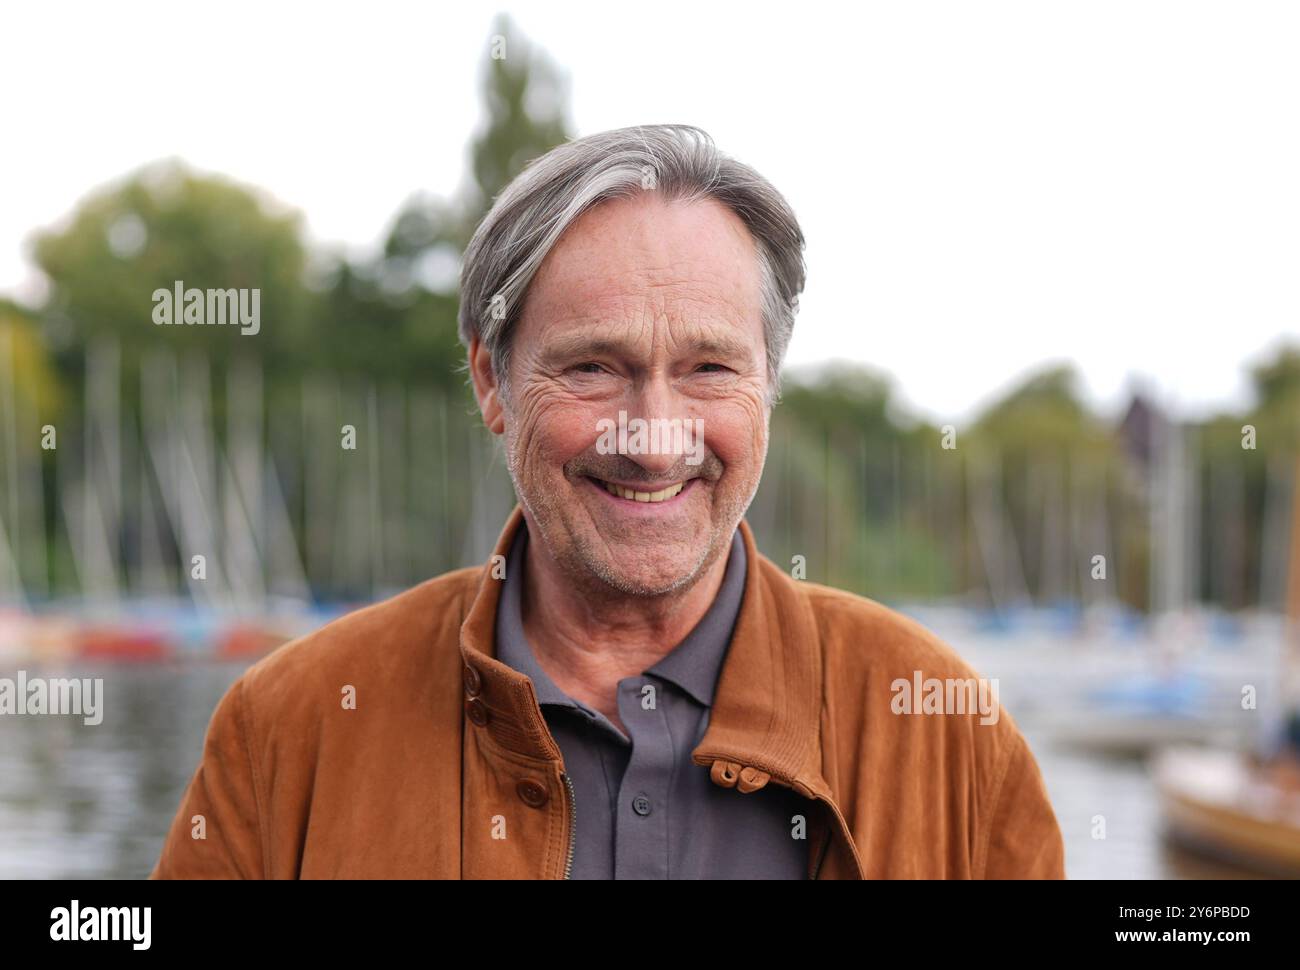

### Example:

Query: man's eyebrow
xmin=541 ymin=335 xmax=628 ymax=361
xmin=540 ymin=332 xmax=757 ymax=362
xmin=690 ymin=336 xmax=756 ymax=360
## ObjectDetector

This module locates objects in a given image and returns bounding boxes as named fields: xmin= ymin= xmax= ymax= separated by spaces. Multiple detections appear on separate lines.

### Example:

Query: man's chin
xmin=580 ymin=546 xmax=712 ymax=598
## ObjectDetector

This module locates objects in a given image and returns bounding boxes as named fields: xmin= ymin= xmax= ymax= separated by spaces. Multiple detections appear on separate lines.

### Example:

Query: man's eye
xmin=696 ymin=363 xmax=729 ymax=374
xmin=573 ymin=362 xmax=606 ymax=374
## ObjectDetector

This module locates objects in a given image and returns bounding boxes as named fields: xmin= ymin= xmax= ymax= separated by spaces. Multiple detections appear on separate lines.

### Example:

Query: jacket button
xmin=463 ymin=663 xmax=482 ymax=697
xmin=516 ymin=779 xmax=549 ymax=808
xmin=465 ymin=697 xmax=489 ymax=727
xmin=710 ymin=759 xmax=743 ymax=788
xmin=737 ymin=766 xmax=771 ymax=793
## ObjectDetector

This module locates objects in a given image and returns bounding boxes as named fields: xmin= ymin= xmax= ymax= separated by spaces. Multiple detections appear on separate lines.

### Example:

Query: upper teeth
xmin=602 ymin=480 xmax=686 ymax=503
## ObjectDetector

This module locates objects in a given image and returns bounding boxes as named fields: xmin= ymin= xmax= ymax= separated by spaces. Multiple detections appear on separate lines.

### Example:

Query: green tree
xmin=31 ymin=162 xmax=311 ymax=382
xmin=1248 ymin=344 xmax=1300 ymax=451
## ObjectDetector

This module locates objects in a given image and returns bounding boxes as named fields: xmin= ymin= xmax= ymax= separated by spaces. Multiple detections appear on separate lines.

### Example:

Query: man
xmin=151 ymin=124 xmax=1065 ymax=879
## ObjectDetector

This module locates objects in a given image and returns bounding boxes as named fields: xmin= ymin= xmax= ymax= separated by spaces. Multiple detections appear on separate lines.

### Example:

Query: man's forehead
xmin=523 ymin=194 xmax=763 ymax=324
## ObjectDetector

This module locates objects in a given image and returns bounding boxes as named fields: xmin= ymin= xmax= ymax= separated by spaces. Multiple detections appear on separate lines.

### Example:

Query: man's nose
xmin=625 ymin=379 xmax=694 ymax=477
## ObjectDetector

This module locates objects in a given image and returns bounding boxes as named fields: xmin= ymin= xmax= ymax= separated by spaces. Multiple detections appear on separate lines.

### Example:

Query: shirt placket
xmin=613 ymin=675 xmax=675 ymax=879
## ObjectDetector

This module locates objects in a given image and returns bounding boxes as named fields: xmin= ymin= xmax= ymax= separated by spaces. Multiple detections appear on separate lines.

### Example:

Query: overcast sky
xmin=3 ymin=1 xmax=1297 ymax=423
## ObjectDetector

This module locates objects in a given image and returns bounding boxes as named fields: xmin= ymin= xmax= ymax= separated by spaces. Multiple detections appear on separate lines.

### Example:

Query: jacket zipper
xmin=561 ymin=771 xmax=576 ymax=879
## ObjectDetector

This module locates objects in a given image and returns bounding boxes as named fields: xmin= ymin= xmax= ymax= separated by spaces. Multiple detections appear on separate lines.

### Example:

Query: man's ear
xmin=468 ymin=336 xmax=505 ymax=435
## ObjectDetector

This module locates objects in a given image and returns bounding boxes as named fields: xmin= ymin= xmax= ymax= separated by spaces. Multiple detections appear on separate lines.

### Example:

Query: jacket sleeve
xmin=149 ymin=675 xmax=266 ymax=879
xmin=979 ymin=728 xmax=1066 ymax=879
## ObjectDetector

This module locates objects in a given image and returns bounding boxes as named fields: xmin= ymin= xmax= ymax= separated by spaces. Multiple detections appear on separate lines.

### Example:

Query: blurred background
xmin=2 ymin=1 xmax=1299 ymax=879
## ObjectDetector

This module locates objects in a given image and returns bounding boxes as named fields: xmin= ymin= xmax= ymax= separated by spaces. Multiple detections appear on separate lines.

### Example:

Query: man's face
xmin=495 ymin=193 xmax=770 ymax=597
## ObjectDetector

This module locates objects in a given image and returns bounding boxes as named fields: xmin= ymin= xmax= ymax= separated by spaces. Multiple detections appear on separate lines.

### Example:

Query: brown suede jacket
xmin=151 ymin=504 xmax=1066 ymax=879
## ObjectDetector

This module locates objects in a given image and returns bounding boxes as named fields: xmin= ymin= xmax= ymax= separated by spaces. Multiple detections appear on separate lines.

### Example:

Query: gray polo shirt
xmin=495 ymin=521 xmax=809 ymax=879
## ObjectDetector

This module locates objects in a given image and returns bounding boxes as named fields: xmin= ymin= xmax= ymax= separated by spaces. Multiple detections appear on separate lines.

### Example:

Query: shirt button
xmin=463 ymin=663 xmax=482 ymax=697
xmin=632 ymin=793 xmax=653 ymax=816
xmin=465 ymin=697 xmax=489 ymax=727
xmin=517 ymin=779 xmax=549 ymax=808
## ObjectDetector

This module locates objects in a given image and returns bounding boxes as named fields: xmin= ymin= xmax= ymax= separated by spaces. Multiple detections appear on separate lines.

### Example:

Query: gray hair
xmin=457 ymin=124 xmax=806 ymax=406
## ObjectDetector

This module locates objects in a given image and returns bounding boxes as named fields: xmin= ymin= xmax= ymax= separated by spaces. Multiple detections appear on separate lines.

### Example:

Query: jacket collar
xmin=458 ymin=504 xmax=831 ymax=801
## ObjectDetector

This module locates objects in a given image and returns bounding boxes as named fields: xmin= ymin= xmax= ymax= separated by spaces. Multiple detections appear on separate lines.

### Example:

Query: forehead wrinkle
xmin=537 ymin=266 xmax=740 ymax=325
xmin=535 ymin=276 xmax=748 ymax=340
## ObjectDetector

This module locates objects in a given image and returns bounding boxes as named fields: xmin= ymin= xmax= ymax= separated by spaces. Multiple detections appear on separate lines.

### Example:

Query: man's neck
xmin=518 ymin=530 xmax=730 ymax=726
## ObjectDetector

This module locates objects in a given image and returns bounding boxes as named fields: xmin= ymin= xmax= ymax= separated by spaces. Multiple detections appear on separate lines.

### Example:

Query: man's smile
xmin=581 ymin=474 xmax=700 ymax=509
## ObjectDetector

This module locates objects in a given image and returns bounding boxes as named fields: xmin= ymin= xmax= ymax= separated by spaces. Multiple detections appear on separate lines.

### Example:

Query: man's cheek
xmin=514 ymin=398 xmax=591 ymax=455
xmin=517 ymin=416 xmax=598 ymax=475
xmin=707 ymin=416 xmax=763 ymax=466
